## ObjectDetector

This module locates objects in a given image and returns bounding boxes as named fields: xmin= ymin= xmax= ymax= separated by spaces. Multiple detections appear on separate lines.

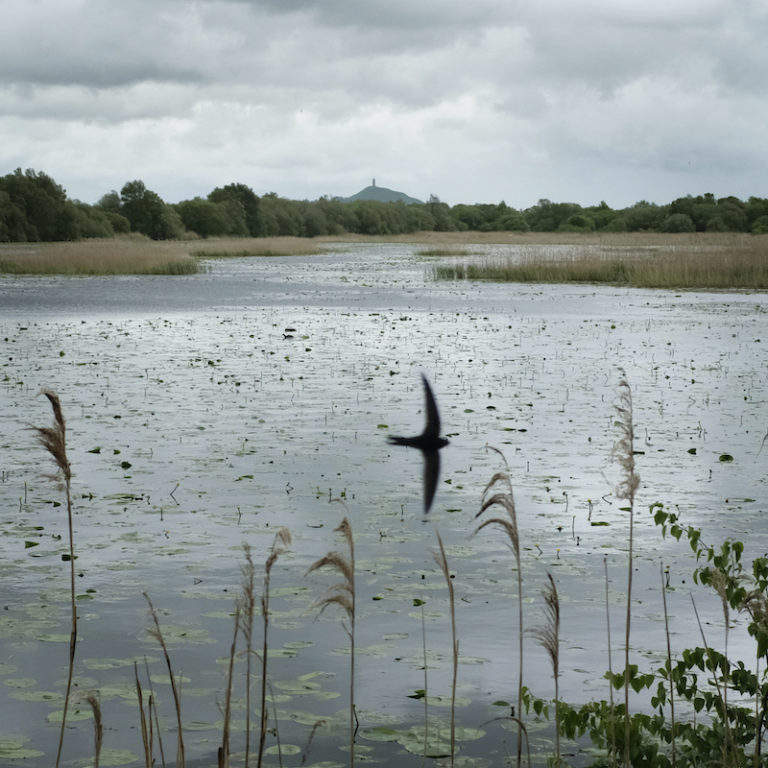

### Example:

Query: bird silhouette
xmin=387 ymin=374 xmax=449 ymax=513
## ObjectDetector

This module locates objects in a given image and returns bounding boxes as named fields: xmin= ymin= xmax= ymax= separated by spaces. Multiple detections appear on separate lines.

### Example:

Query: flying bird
xmin=387 ymin=374 xmax=449 ymax=513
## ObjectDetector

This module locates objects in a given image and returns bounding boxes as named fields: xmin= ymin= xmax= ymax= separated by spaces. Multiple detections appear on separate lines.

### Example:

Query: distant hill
xmin=338 ymin=179 xmax=423 ymax=205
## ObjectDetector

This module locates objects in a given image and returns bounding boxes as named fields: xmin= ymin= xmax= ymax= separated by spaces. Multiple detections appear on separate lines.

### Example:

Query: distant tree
xmin=405 ymin=204 xmax=435 ymax=232
xmin=120 ymin=180 xmax=183 ymax=239
xmin=71 ymin=202 xmax=116 ymax=238
xmin=0 ymin=190 xmax=27 ymax=241
xmin=496 ymin=210 xmax=530 ymax=232
xmin=587 ymin=201 xmax=618 ymax=230
xmin=176 ymin=197 xmax=233 ymax=237
xmin=315 ymin=197 xmax=352 ymax=234
xmin=96 ymin=191 xmax=123 ymax=215
xmin=751 ymin=215 xmax=768 ymax=235
xmin=715 ymin=197 xmax=747 ymax=231
xmin=209 ymin=183 xmax=260 ymax=236
xmin=524 ymin=199 xmax=582 ymax=231
xmin=352 ymin=201 xmax=384 ymax=235
xmin=705 ymin=216 xmax=728 ymax=232
xmin=622 ymin=200 xmax=667 ymax=231
xmin=426 ymin=194 xmax=456 ymax=232
xmin=602 ymin=216 xmax=628 ymax=232
xmin=746 ymin=197 xmax=768 ymax=230
xmin=0 ymin=168 xmax=76 ymax=240
xmin=661 ymin=213 xmax=696 ymax=233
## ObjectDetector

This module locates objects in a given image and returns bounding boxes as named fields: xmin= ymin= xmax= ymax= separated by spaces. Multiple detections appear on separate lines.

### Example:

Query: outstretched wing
xmin=421 ymin=374 xmax=441 ymax=439
xmin=422 ymin=449 xmax=440 ymax=514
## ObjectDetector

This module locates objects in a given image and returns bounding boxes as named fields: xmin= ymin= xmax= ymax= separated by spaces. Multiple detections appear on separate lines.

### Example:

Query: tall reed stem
xmin=253 ymin=529 xmax=291 ymax=768
xmin=143 ymin=593 xmax=185 ymax=768
xmin=433 ymin=530 xmax=458 ymax=767
xmin=612 ymin=373 xmax=639 ymax=768
xmin=307 ymin=517 xmax=356 ymax=768
xmin=660 ymin=563 xmax=675 ymax=767
xmin=33 ymin=390 xmax=75 ymax=768
xmin=475 ymin=446 xmax=523 ymax=768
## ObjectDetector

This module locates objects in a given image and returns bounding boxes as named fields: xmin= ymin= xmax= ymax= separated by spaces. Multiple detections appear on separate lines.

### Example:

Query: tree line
xmin=2 ymin=167 xmax=768 ymax=243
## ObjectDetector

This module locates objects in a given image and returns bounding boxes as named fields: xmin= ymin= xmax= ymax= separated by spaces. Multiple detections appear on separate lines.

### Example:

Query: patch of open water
xmin=1 ymin=243 xmax=767 ymax=765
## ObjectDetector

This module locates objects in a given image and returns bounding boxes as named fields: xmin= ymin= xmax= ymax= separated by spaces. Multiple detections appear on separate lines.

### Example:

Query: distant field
xmin=0 ymin=232 xmax=766 ymax=287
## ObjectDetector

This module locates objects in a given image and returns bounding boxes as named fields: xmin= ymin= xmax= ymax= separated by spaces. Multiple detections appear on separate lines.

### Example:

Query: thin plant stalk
xmin=253 ymin=529 xmax=291 ymax=768
xmin=433 ymin=530 xmax=458 ymax=768
xmin=529 ymin=574 xmax=560 ymax=766
xmin=144 ymin=593 xmax=185 ymax=768
xmin=144 ymin=655 xmax=166 ymax=768
xmin=33 ymin=390 xmax=75 ymax=768
xmin=475 ymin=446 xmax=523 ymax=768
xmin=307 ymin=516 xmax=356 ymax=768
xmin=660 ymin=563 xmax=676 ymax=768
xmin=691 ymin=594 xmax=734 ymax=763
xmin=604 ymin=556 xmax=617 ymax=766
xmin=135 ymin=661 xmax=153 ymax=768
xmin=420 ymin=600 xmax=429 ymax=763
xmin=219 ymin=606 xmax=239 ymax=768
xmin=612 ymin=373 xmax=640 ymax=768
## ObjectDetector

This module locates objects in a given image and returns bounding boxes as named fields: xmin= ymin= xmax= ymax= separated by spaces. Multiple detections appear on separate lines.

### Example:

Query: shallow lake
xmin=1 ymin=242 xmax=767 ymax=766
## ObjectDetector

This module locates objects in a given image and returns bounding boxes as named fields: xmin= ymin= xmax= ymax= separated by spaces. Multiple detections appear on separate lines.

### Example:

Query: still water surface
xmin=1 ymin=243 xmax=767 ymax=765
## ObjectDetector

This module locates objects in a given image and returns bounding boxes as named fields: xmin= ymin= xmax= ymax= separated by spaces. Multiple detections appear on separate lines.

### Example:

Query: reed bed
xmin=0 ymin=237 xmax=198 ymax=275
xmin=434 ymin=236 xmax=768 ymax=289
xmin=191 ymin=236 xmax=331 ymax=259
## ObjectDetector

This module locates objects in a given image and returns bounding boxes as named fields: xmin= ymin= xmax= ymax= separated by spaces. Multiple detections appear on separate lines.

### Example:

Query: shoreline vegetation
xmin=0 ymin=231 xmax=767 ymax=289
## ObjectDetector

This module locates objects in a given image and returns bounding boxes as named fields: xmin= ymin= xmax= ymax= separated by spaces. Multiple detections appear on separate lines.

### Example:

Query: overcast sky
xmin=2 ymin=0 xmax=766 ymax=209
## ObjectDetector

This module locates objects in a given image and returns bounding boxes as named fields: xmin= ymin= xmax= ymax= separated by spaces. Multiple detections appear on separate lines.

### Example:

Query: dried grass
xmin=0 ymin=237 xmax=197 ymax=275
xmin=434 ymin=234 xmax=768 ymax=289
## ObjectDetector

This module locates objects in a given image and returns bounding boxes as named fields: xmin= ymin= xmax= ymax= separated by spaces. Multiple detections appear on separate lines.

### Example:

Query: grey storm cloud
xmin=1 ymin=0 xmax=766 ymax=207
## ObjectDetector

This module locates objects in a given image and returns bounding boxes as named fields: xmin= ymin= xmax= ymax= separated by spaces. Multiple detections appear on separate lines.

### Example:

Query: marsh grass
xmin=0 ymin=238 xmax=197 ymax=275
xmin=415 ymin=248 xmax=475 ymax=257
xmin=191 ymin=236 xmax=331 ymax=259
xmin=434 ymin=235 xmax=768 ymax=289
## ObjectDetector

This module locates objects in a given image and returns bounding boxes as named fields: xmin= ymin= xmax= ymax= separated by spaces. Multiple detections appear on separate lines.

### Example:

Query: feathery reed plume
xmin=239 ymin=545 xmax=256 ymax=767
xmin=82 ymin=692 xmax=103 ymax=768
xmin=33 ymin=389 xmax=76 ymax=768
xmin=529 ymin=573 xmax=560 ymax=766
xmin=219 ymin=606 xmax=239 ymax=768
xmin=474 ymin=446 xmax=524 ymax=768
xmin=144 ymin=592 xmax=185 ymax=768
xmin=659 ymin=563 xmax=676 ymax=767
xmin=250 ymin=529 xmax=291 ymax=768
xmin=307 ymin=517 xmax=356 ymax=768
xmin=433 ymin=530 xmax=458 ymax=768
xmin=611 ymin=372 xmax=639 ymax=768
xmin=135 ymin=661 xmax=153 ymax=768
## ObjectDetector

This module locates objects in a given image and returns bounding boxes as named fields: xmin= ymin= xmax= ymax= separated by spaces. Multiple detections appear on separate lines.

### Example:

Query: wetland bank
xmin=1 ymin=238 xmax=767 ymax=766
